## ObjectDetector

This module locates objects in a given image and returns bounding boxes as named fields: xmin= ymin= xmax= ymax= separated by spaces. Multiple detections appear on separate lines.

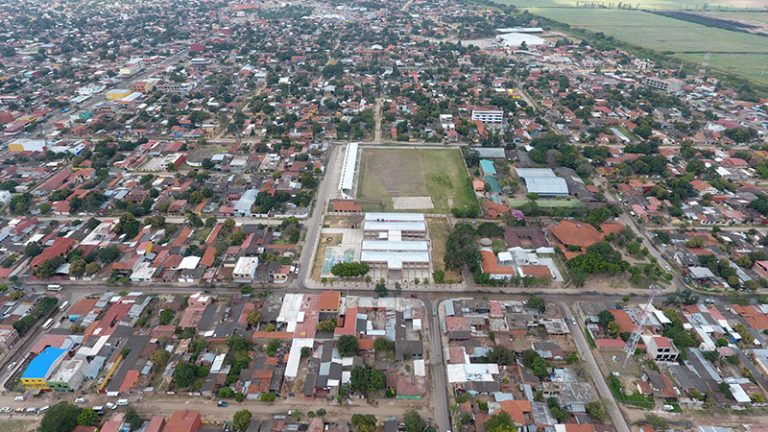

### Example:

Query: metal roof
xmin=22 ymin=347 xmax=66 ymax=380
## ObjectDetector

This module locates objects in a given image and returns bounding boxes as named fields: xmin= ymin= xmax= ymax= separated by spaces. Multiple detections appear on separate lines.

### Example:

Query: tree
xmin=85 ymin=262 xmax=101 ymax=275
xmin=173 ymin=361 xmax=197 ymax=388
xmin=484 ymin=411 xmax=517 ymax=432
xmin=586 ymin=401 xmax=607 ymax=422
xmin=125 ymin=407 xmax=143 ymax=431
xmin=487 ymin=345 xmax=515 ymax=365
xmin=526 ymin=294 xmax=545 ymax=313
xmin=374 ymin=338 xmax=395 ymax=354
xmin=404 ymin=410 xmax=426 ymax=432
xmin=337 ymin=335 xmax=359 ymax=356
xmin=97 ymin=245 xmax=121 ymax=263
xmin=152 ymin=349 xmax=171 ymax=369
xmin=233 ymin=410 xmax=253 ymax=432
xmin=39 ymin=402 xmax=81 ymax=432
xmin=159 ymin=309 xmax=175 ymax=325
xmin=330 ymin=262 xmax=370 ymax=278
xmin=350 ymin=364 xmax=387 ymax=395
xmin=77 ymin=408 xmax=100 ymax=426
xmin=374 ymin=283 xmax=388 ymax=297
xmin=115 ymin=213 xmax=141 ymax=239
xmin=351 ymin=415 xmax=377 ymax=432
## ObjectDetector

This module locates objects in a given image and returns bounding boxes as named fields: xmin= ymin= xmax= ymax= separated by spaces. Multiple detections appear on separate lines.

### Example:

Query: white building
xmin=644 ymin=335 xmax=679 ymax=362
xmin=471 ymin=107 xmax=504 ymax=124
xmin=233 ymin=256 xmax=259 ymax=282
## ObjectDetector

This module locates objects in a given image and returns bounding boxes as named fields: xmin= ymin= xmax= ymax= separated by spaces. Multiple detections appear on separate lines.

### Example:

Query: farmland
xmin=357 ymin=148 xmax=476 ymax=214
xmin=504 ymin=0 xmax=768 ymax=10
xmin=497 ymin=3 xmax=768 ymax=85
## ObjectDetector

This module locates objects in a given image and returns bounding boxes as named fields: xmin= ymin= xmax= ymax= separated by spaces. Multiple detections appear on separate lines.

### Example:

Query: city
xmin=0 ymin=1 xmax=767 ymax=432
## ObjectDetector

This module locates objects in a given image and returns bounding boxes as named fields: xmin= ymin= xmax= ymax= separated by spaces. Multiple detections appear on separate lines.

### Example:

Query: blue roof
xmin=22 ymin=347 xmax=66 ymax=380
xmin=484 ymin=176 xmax=502 ymax=193
xmin=480 ymin=160 xmax=496 ymax=176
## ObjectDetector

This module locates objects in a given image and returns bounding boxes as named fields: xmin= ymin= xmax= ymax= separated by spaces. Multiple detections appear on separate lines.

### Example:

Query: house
xmin=644 ymin=335 xmax=679 ymax=362
xmin=232 ymin=257 xmax=260 ymax=282
xmin=164 ymin=410 xmax=201 ymax=432
xmin=549 ymin=220 xmax=603 ymax=258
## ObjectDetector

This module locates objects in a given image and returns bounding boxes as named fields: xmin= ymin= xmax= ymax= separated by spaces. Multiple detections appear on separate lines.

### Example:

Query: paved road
xmin=560 ymin=302 xmax=629 ymax=432
xmin=423 ymin=298 xmax=451 ymax=432
xmin=294 ymin=144 xmax=343 ymax=289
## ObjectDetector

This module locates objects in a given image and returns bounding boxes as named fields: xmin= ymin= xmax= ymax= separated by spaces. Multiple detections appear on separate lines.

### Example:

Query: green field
xmin=508 ymin=198 xmax=584 ymax=208
xmin=503 ymin=0 xmax=768 ymax=10
xmin=357 ymin=148 xmax=476 ymax=213
xmin=699 ymin=11 xmax=768 ymax=24
xmin=499 ymin=3 xmax=768 ymax=85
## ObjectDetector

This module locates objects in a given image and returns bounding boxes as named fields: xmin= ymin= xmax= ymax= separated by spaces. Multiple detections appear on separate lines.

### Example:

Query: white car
xmin=106 ymin=402 xmax=117 ymax=410
xmin=0 ymin=407 xmax=11 ymax=413
xmin=75 ymin=398 xmax=86 ymax=404
xmin=116 ymin=399 xmax=129 ymax=406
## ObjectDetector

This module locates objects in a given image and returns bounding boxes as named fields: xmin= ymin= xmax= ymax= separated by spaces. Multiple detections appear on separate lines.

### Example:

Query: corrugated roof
xmin=22 ymin=347 xmax=66 ymax=379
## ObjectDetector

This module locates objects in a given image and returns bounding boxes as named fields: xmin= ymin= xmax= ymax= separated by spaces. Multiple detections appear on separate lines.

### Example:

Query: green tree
xmin=77 ymin=408 xmax=100 ymax=426
xmin=173 ymin=361 xmax=197 ymax=388
xmin=404 ymin=410 xmax=426 ymax=432
xmin=351 ymin=414 xmax=377 ymax=432
xmin=586 ymin=401 xmax=607 ymax=422
xmin=233 ymin=410 xmax=253 ymax=432
xmin=337 ymin=335 xmax=359 ymax=356
xmin=526 ymin=294 xmax=545 ymax=313
xmin=115 ymin=213 xmax=141 ymax=239
xmin=159 ymin=309 xmax=175 ymax=325
xmin=350 ymin=364 xmax=387 ymax=395
xmin=39 ymin=402 xmax=81 ymax=432
xmin=125 ymin=407 xmax=143 ymax=431
xmin=484 ymin=411 xmax=517 ymax=432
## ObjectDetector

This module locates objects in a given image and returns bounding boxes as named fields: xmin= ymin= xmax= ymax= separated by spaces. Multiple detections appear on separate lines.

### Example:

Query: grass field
xmin=501 ymin=4 xmax=768 ymax=85
xmin=503 ymin=0 xmax=768 ymax=10
xmin=508 ymin=198 xmax=584 ymax=207
xmin=357 ymin=148 xmax=476 ymax=213
xmin=0 ymin=419 xmax=37 ymax=432
xmin=427 ymin=217 xmax=462 ymax=281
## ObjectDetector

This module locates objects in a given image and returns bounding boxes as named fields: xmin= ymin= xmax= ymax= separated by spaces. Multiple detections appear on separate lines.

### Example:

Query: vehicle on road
xmin=93 ymin=406 xmax=104 ymax=415
xmin=116 ymin=399 xmax=128 ymax=406
xmin=14 ymin=396 xmax=24 ymax=402
xmin=39 ymin=405 xmax=49 ymax=414
xmin=217 ymin=401 xmax=228 ymax=407
xmin=0 ymin=406 xmax=11 ymax=413
xmin=6 ymin=361 xmax=17 ymax=370
xmin=106 ymin=402 xmax=117 ymax=410
xmin=24 ymin=407 xmax=37 ymax=414
xmin=74 ymin=397 xmax=86 ymax=404
xmin=46 ymin=284 xmax=62 ymax=292
xmin=42 ymin=318 xmax=54 ymax=330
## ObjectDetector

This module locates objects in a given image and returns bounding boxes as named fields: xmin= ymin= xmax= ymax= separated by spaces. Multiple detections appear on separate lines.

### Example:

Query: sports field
xmin=357 ymin=148 xmax=476 ymax=213
xmin=498 ymin=2 xmax=768 ymax=85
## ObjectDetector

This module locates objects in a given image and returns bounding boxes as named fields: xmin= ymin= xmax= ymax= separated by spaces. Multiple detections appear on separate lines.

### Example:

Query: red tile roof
xmin=550 ymin=220 xmax=603 ymax=248
xmin=30 ymin=237 xmax=77 ymax=268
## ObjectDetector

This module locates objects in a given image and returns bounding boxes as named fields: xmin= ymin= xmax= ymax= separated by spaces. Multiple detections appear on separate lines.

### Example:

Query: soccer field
xmin=357 ymin=148 xmax=477 ymax=214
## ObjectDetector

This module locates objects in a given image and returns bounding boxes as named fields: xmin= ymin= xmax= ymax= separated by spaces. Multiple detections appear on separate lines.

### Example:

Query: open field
xmin=0 ymin=419 xmax=37 ymax=432
xmin=502 ymin=0 xmax=768 ymax=10
xmin=426 ymin=216 xmax=462 ymax=281
xmin=357 ymin=148 xmax=476 ymax=213
xmin=508 ymin=198 xmax=584 ymax=208
xmin=502 ymin=5 xmax=768 ymax=85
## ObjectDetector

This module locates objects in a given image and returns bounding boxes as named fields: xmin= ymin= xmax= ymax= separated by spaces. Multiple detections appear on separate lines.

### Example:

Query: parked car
xmin=217 ymin=401 xmax=228 ymax=407
xmin=0 ymin=407 xmax=11 ymax=413
xmin=106 ymin=402 xmax=117 ymax=410
xmin=74 ymin=398 xmax=86 ymax=404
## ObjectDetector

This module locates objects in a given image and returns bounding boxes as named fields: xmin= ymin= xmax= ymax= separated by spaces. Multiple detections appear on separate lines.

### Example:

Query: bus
xmin=42 ymin=318 xmax=53 ymax=330
xmin=58 ymin=301 xmax=70 ymax=312
xmin=46 ymin=284 xmax=62 ymax=292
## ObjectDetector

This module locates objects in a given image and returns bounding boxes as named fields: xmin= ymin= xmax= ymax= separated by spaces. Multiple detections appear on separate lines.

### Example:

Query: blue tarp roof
xmin=480 ymin=159 xmax=496 ymax=176
xmin=22 ymin=347 xmax=66 ymax=380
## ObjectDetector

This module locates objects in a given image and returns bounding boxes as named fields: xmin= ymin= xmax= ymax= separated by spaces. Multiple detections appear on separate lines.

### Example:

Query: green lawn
xmin=508 ymin=198 xmax=584 ymax=208
xmin=357 ymin=148 xmax=476 ymax=213
xmin=0 ymin=419 xmax=37 ymax=432
xmin=501 ymin=0 xmax=767 ymax=10
xmin=507 ymin=6 xmax=768 ymax=85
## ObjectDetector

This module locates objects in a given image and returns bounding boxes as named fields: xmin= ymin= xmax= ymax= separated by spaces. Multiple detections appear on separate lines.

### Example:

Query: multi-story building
xmin=471 ymin=106 xmax=504 ymax=124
